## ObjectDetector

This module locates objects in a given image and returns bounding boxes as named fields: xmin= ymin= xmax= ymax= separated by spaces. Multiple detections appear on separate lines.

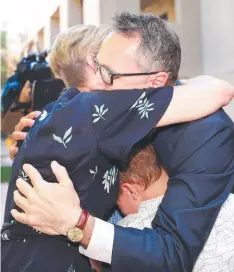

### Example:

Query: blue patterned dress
xmin=1 ymin=86 xmax=173 ymax=272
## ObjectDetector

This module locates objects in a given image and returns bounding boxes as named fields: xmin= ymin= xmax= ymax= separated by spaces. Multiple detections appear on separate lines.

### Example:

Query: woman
xmin=2 ymin=24 xmax=234 ymax=272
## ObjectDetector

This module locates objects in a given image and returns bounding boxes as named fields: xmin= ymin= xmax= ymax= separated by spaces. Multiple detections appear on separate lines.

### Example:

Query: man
xmin=11 ymin=13 xmax=234 ymax=271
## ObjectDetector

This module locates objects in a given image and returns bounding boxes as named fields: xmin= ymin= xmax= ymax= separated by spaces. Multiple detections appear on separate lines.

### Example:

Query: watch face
xmin=67 ymin=227 xmax=84 ymax=243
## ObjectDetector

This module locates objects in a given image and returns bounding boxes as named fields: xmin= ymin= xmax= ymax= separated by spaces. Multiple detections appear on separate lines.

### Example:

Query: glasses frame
xmin=94 ymin=57 xmax=165 ymax=85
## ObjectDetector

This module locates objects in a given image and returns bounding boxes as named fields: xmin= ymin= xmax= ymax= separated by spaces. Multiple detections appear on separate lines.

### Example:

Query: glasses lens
xmin=100 ymin=66 xmax=112 ymax=85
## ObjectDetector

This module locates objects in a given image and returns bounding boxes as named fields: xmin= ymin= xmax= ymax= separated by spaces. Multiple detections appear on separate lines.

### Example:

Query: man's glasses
xmin=93 ymin=57 xmax=164 ymax=85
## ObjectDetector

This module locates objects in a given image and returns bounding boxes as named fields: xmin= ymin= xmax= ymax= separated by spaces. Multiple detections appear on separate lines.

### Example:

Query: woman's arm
xmin=156 ymin=76 xmax=234 ymax=127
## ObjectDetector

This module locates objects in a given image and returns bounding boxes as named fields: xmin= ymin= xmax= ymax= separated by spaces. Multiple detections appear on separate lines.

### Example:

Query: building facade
xmin=22 ymin=0 xmax=234 ymax=119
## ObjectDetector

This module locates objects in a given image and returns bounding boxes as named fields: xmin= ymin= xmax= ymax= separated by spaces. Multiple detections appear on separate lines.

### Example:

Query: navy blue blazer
xmin=107 ymin=109 xmax=234 ymax=271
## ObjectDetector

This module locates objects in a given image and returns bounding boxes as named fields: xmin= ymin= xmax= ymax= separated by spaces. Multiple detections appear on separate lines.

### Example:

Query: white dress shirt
xmin=80 ymin=194 xmax=234 ymax=271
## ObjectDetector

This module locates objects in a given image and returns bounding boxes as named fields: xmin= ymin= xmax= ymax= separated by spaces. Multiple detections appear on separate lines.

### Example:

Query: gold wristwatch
xmin=67 ymin=210 xmax=89 ymax=243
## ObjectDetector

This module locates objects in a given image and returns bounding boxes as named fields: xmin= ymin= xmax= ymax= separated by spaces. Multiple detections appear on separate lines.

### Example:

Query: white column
xmin=172 ymin=0 xmax=203 ymax=78
xmin=200 ymin=0 xmax=234 ymax=120
xmin=60 ymin=0 xmax=82 ymax=31
xmin=100 ymin=0 xmax=141 ymax=25
xmin=36 ymin=28 xmax=45 ymax=51
xmin=83 ymin=0 xmax=141 ymax=25
xmin=83 ymin=0 xmax=101 ymax=25
xmin=44 ymin=15 xmax=60 ymax=50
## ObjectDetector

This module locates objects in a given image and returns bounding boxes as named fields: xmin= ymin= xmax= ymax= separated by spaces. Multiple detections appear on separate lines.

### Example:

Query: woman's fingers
xmin=14 ymin=111 xmax=41 ymax=132
xmin=9 ymin=143 xmax=18 ymax=160
xmin=15 ymin=118 xmax=34 ymax=132
xmin=12 ymin=131 xmax=27 ymax=141
xmin=25 ymin=111 xmax=41 ymax=120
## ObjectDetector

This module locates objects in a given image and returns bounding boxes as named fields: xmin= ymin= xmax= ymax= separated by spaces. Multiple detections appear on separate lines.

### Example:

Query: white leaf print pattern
xmin=104 ymin=181 xmax=110 ymax=193
xmin=67 ymin=264 xmax=75 ymax=272
xmin=94 ymin=105 xmax=100 ymax=114
xmin=20 ymin=261 xmax=32 ymax=272
xmin=102 ymin=167 xmax=118 ymax=193
xmin=53 ymin=127 xmax=72 ymax=148
xmin=1 ymin=231 xmax=10 ymax=241
xmin=18 ymin=169 xmax=29 ymax=181
xmin=130 ymin=92 xmax=146 ymax=110
xmin=92 ymin=104 xmax=108 ymax=123
xmin=63 ymin=127 xmax=72 ymax=141
xmin=129 ymin=92 xmax=154 ymax=119
xmin=53 ymin=134 xmax=64 ymax=144
xmin=38 ymin=110 xmax=48 ymax=122
xmin=65 ymin=135 xmax=72 ymax=144
xmin=90 ymin=166 xmax=98 ymax=179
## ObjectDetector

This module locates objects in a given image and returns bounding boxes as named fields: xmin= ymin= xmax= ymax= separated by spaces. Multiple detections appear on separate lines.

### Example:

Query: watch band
xmin=76 ymin=209 xmax=89 ymax=230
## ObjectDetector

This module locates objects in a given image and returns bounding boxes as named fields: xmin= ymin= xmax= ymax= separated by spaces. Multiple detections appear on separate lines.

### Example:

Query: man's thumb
xmin=51 ymin=161 xmax=72 ymax=186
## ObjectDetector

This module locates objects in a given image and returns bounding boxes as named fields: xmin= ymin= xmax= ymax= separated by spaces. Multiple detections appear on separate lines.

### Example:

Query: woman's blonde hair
xmin=50 ymin=24 xmax=111 ymax=87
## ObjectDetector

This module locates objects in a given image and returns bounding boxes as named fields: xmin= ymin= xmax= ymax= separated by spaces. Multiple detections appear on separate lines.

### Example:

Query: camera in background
xmin=1 ymin=51 xmax=65 ymax=135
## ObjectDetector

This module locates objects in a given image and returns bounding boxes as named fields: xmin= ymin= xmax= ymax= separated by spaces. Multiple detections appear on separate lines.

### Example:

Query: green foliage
xmin=1 ymin=166 xmax=12 ymax=183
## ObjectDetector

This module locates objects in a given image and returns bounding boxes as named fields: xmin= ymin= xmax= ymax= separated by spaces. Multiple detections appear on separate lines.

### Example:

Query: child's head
xmin=117 ymin=145 xmax=168 ymax=215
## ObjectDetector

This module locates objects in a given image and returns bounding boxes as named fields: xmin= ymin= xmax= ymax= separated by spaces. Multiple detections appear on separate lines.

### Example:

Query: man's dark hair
xmin=113 ymin=12 xmax=181 ymax=83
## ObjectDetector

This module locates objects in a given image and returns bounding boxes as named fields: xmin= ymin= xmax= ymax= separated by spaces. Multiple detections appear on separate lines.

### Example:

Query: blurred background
xmin=1 ymin=0 xmax=234 ymax=221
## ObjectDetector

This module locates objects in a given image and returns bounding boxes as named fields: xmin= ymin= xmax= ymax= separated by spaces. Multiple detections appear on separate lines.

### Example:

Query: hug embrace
xmin=2 ymin=12 xmax=234 ymax=272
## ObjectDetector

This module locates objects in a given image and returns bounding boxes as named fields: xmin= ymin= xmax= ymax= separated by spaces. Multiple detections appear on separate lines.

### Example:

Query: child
xmin=117 ymin=145 xmax=234 ymax=272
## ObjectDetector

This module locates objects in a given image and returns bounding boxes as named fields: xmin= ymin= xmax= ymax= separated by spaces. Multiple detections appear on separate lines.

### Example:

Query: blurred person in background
xmin=1 ymin=80 xmax=32 ymax=149
xmin=1 ymin=49 xmax=65 ymax=138
xmin=5 ymin=13 xmax=234 ymax=272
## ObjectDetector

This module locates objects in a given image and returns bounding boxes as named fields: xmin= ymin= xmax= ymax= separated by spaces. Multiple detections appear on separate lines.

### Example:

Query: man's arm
xmin=80 ymin=110 xmax=234 ymax=271
xmin=108 ymin=110 xmax=234 ymax=271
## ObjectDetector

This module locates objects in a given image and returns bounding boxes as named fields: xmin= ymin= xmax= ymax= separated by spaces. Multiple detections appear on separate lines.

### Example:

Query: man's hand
xmin=10 ymin=111 xmax=41 ymax=160
xmin=11 ymin=161 xmax=81 ymax=236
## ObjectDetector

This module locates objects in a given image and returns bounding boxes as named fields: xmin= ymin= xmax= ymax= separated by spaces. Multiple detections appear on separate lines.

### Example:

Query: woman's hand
xmin=10 ymin=111 xmax=41 ymax=160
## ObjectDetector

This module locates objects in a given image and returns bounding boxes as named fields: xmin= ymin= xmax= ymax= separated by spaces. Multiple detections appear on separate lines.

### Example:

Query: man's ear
xmin=148 ymin=72 xmax=169 ymax=88
xmin=121 ymin=183 xmax=141 ymax=201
